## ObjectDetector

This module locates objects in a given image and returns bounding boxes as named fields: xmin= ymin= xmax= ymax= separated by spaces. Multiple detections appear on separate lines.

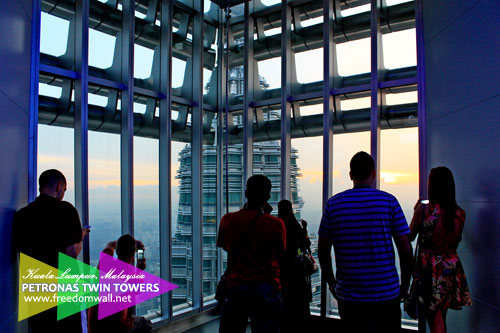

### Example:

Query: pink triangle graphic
xmin=98 ymin=252 xmax=178 ymax=320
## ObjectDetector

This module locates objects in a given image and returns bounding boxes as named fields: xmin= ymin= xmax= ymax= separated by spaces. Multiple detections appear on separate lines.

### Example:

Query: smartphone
xmin=137 ymin=249 xmax=145 ymax=260
xmin=421 ymin=199 xmax=429 ymax=205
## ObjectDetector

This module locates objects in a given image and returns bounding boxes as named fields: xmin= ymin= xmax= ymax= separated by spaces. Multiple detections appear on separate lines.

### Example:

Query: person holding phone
xmin=14 ymin=169 xmax=90 ymax=332
xmin=88 ymin=234 xmax=151 ymax=333
xmin=409 ymin=167 xmax=472 ymax=333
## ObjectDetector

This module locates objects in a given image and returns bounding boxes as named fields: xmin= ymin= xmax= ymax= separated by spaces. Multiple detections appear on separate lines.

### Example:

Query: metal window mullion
xmin=415 ymin=1 xmax=427 ymax=329
xmin=243 ymin=1 xmax=255 ymax=189
xmin=216 ymin=9 xmax=225 ymax=281
xmin=191 ymin=1 xmax=204 ymax=310
xmin=321 ymin=0 xmax=336 ymax=318
xmin=370 ymin=0 xmax=383 ymax=188
xmin=29 ymin=0 xmax=42 ymax=203
xmin=121 ymin=0 xmax=135 ymax=236
xmin=280 ymin=0 xmax=292 ymax=201
xmin=75 ymin=0 xmax=90 ymax=264
xmin=159 ymin=0 xmax=173 ymax=321
xmin=416 ymin=0 xmax=427 ymax=200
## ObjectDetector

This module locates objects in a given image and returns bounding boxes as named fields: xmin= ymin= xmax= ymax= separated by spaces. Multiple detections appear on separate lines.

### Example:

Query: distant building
xmin=171 ymin=141 xmax=304 ymax=306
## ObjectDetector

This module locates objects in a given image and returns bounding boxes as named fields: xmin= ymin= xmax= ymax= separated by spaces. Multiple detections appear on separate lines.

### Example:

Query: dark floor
xmin=159 ymin=314 xmax=416 ymax=332
xmin=182 ymin=318 xmax=251 ymax=333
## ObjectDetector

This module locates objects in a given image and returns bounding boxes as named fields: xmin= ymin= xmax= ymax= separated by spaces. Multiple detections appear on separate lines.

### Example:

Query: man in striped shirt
xmin=318 ymin=151 xmax=413 ymax=332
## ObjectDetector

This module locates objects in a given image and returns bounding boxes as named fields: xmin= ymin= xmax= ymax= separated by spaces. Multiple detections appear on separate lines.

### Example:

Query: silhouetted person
xmin=217 ymin=175 xmax=286 ymax=333
xmin=318 ymin=152 xmax=413 ymax=333
xmin=278 ymin=200 xmax=312 ymax=333
xmin=88 ymin=234 xmax=152 ymax=333
xmin=14 ymin=169 xmax=89 ymax=332
xmin=408 ymin=167 xmax=471 ymax=333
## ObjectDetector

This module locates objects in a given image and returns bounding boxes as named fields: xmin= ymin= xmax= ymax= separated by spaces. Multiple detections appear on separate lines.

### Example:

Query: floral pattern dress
xmin=415 ymin=205 xmax=472 ymax=311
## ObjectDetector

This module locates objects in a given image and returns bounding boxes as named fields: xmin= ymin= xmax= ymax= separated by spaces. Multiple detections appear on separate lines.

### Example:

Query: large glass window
xmin=36 ymin=0 xmax=420 ymax=327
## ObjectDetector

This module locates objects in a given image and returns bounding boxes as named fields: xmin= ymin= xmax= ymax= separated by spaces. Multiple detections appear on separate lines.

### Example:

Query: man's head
xmin=349 ymin=151 xmax=376 ymax=186
xmin=245 ymin=175 xmax=272 ymax=207
xmin=39 ymin=169 xmax=67 ymax=200
xmin=116 ymin=234 xmax=136 ymax=261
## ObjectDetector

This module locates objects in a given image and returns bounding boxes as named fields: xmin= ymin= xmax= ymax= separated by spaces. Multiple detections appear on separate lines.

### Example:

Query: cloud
xmin=380 ymin=171 xmax=418 ymax=184
xmin=298 ymin=170 xmax=323 ymax=184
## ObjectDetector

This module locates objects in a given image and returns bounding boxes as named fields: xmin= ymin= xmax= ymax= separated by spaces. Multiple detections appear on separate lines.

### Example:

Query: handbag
xmin=404 ymin=204 xmax=425 ymax=320
xmin=302 ymin=250 xmax=318 ymax=276
xmin=404 ymin=249 xmax=421 ymax=319
xmin=215 ymin=211 xmax=263 ymax=305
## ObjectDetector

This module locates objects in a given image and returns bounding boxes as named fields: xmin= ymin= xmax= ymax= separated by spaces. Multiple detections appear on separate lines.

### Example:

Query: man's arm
xmin=394 ymin=234 xmax=413 ymax=300
xmin=318 ymin=236 xmax=336 ymax=297
xmin=66 ymin=228 xmax=90 ymax=258
xmin=65 ymin=204 xmax=89 ymax=258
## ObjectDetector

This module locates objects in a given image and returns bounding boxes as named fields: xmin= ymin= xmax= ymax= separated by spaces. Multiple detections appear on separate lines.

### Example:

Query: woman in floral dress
xmin=409 ymin=167 xmax=472 ymax=333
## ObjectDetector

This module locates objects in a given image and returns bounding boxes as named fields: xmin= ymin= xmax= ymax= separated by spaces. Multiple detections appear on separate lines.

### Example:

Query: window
xmin=36 ymin=0 xmax=419 ymax=327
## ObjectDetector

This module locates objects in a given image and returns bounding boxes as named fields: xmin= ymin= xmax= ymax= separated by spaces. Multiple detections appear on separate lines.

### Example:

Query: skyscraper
xmin=171 ymin=142 xmax=304 ymax=307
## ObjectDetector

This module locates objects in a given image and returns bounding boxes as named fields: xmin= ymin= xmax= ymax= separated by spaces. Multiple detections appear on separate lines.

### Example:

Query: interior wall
xmin=0 ymin=0 xmax=34 ymax=331
xmin=423 ymin=0 xmax=500 ymax=331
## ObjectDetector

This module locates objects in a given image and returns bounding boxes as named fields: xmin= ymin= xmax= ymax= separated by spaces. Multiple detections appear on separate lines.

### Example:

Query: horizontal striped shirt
xmin=319 ymin=187 xmax=409 ymax=302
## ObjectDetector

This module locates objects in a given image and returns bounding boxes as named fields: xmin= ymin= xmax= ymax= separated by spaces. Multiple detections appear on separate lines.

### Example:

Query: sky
xmin=38 ymin=0 xmax=419 ymax=243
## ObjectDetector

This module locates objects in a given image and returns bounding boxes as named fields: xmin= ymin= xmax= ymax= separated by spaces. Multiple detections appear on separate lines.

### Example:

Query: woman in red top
xmin=409 ymin=167 xmax=472 ymax=333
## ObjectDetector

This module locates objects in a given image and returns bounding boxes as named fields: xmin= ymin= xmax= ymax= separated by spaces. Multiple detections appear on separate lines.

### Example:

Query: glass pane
xmin=37 ymin=125 xmax=75 ymax=205
xmin=202 ymin=111 xmax=218 ymax=301
xmin=172 ymin=10 xmax=193 ymax=99
xmin=134 ymin=44 xmax=155 ymax=80
xmin=261 ymin=0 xmax=280 ymax=6
xmin=333 ymin=132 xmax=370 ymax=193
xmin=336 ymin=38 xmax=371 ymax=77
xmin=134 ymin=118 xmax=161 ymax=317
xmin=329 ymin=131 xmax=371 ymax=314
xmin=292 ymin=135 xmax=323 ymax=312
xmin=134 ymin=2 xmax=160 ymax=88
xmin=88 ymin=1 xmax=122 ymax=79
xmin=203 ymin=20 xmax=218 ymax=106
xmin=298 ymin=104 xmax=322 ymax=117
xmin=252 ymin=140 xmax=281 ymax=214
xmin=380 ymin=127 xmax=419 ymax=227
xmin=382 ymin=29 xmax=417 ymax=70
xmin=340 ymin=96 xmax=371 ymax=111
xmin=380 ymin=127 xmax=419 ymax=326
xmin=257 ymin=57 xmax=281 ymax=100
xmin=89 ymin=28 xmax=116 ymax=70
xmin=88 ymin=131 xmax=121 ymax=267
xmin=341 ymin=4 xmax=371 ymax=17
xmin=171 ymin=103 xmax=193 ymax=311
xmin=40 ymin=4 xmax=75 ymax=72
xmin=40 ymin=12 xmax=70 ymax=58
xmin=386 ymin=0 xmax=412 ymax=5
xmin=255 ymin=13 xmax=282 ymax=101
xmin=228 ymin=23 xmax=244 ymax=106
xmin=295 ymin=49 xmax=323 ymax=85
xmin=385 ymin=91 xmax=418 ymax=106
